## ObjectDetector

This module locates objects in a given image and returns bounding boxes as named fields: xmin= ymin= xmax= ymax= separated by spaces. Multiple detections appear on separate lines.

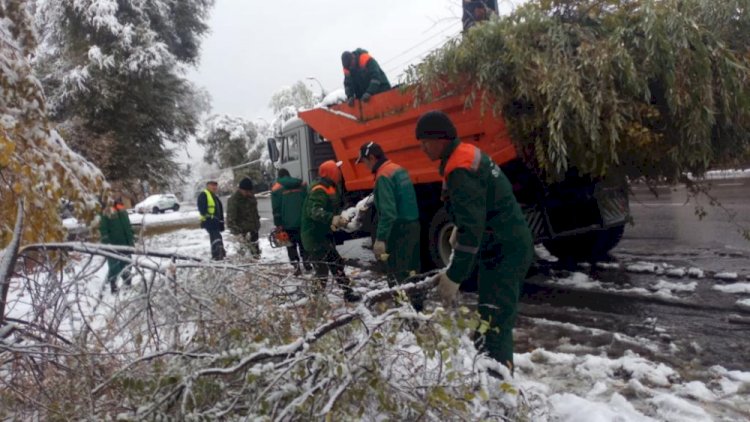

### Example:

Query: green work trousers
xmin=385 ymin=220 xmax=423 ymax=310
xmin=476 ymin=238 xmax=533 ymax=369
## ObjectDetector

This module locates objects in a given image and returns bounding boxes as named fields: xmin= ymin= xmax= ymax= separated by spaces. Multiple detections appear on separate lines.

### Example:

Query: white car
xmin=133 ymin=194 xmax=180 ymax=214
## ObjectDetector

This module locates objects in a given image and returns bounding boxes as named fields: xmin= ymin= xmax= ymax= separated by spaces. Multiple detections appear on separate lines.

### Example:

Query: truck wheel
xmin=542 ymin=224 xmax=625 ymax=264
xmin=428 ymin=207 xmax=455 ymax=268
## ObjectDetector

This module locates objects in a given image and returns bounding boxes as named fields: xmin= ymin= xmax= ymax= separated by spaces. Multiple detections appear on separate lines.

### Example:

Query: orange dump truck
xmin=267 ymin=87 xmax=629 ymax=268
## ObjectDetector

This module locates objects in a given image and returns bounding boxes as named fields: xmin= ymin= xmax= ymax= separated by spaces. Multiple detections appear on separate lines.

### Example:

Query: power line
xmin=203 ymin=158 xmax=265 ymax=177
xmin=380 ymin=20 xmax=459 ymax=67
xmin=385 ymin=31 xmax=461 ymax=76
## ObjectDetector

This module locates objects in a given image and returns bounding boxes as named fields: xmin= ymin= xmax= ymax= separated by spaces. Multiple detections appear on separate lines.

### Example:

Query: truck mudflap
xmin=525 ymin=184 xmax=630 ymax=242
xmin=595 ymin=185 xmax=630 ymax=227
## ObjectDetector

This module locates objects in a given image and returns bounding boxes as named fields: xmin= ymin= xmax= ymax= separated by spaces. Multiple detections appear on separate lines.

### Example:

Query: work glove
xmin=372 ymin=240 xmax=387 ymax=261
xmin=331 ymin=215 xmax=349 ymax=230
xmin=449 ymin=226 xmax=458 ymax=249
xmin=436 ymin=272 xmax=460 ymax=307
xmin=361 ymin=93 xmax=371 ymax=102
xmin=347 ymin=97 xmax=356 ymax=107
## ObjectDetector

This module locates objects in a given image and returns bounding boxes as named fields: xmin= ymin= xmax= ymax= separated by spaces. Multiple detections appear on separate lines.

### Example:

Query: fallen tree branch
xmin=134 ymin=273 xmax=441 ymax=418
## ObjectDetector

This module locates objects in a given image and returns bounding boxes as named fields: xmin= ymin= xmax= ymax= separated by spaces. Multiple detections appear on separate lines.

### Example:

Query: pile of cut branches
xmin=408 ymin=0 xmax=750 ymax=182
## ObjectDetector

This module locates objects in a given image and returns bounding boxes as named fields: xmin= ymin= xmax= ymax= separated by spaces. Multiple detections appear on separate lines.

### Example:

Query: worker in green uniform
xmin=415 ymin=110 xmax=534 ymax=372
xmin=301 ymin=160 xmax=360 ymax=302
xmin=227 ymin=177 xmax=261 ymax=258
xmin=99 ymin=198 xmax=135 ymax=294
xmin=341 ymin=48 xmax=391 ymax=106
xmin=271 ymin=168 xmax=311 ymax=275
xmin=356 ymin=141 xmax=423 ymax=310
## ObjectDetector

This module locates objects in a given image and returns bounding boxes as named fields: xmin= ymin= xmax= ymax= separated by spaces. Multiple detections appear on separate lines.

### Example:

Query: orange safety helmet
xmin=318 ymin=160 xmax=342 ymax=185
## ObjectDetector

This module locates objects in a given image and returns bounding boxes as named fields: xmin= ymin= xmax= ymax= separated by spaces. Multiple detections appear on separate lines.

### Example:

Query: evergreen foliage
xmin=33 ymin=0 xmax=214 ymax=190
xmin=407 ymin=0 xmax=750 ymax=181
xmin=197 ymin=114 xmax=266 ymax=185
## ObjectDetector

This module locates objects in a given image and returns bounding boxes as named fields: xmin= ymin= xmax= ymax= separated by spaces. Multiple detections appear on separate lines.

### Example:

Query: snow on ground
xmin=714 ymin=272 xmax=739 ymax=281
xmin=713 ymin=282 xmax=750 ymax=294
xmin=621 ymin=261 xmax=707 ymax=279
xmin=687 ymin=169 xmax=750 ymax=180
xmin=13 ymin=211 xmax=750 ymax=420
xmin=549 ymin=271 xmax=699 ymax=300
xmin=127 ymin=210 xmax=200 ymax=226
xmin=514 ymin=345 xmax=748 ymax=421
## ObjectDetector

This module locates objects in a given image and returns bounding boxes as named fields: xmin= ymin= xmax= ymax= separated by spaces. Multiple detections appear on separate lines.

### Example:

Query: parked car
xmin=133 ymin=194 xmax=180 ymax=214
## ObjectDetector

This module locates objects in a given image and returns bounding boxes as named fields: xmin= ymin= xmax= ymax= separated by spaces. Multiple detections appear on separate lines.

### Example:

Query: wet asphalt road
xmin=520 ymin=178 xmax=750 ymax=373
xmin=621 ymin=179 xmax=750 ymax=274
xmin=255 ymin=181 xmax=750 ymax=373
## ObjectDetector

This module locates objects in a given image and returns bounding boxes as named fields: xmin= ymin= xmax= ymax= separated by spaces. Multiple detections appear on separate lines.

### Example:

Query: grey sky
xmin=188 ymin=0 xmax=465 ymax=122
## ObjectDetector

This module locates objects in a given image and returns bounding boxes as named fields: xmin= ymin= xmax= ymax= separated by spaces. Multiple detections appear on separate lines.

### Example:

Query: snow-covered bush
xmin=0 ymin=246 xmax=520 ymax=419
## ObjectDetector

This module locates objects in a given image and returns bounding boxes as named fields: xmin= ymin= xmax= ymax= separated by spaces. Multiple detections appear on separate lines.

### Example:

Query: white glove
xmin=331 ymin=215 xmax=349 ymax=230
xmin=373 ymin=240 xmax=387 ymax=261
xmin=437 ymin=272 xmax=460 ymax=307
xmin=449 ymin=226 xmax=458 ymax=249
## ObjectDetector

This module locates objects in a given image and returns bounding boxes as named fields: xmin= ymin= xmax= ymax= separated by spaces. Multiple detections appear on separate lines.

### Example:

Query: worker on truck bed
xmin=300 ymin=160 xmax=361 ymax=302
xmin=341 ymin=48 xmax=391 ymax=106
xmin=272 ymin=168 xmax=311 ymax=276
xmin=355 ymin=141 xmax=424 ymax=311
xmin=415 ymin=110 xmax=534 ymax=373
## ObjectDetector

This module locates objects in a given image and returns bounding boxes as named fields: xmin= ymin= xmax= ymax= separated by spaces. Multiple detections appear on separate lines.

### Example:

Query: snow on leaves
xmin=1 ymin=1 xmax=105 ymax=248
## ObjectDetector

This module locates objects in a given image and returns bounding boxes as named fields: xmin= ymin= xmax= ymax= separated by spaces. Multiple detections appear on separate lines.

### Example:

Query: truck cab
xmin=272 ymin=117 xmax=336 ymax=185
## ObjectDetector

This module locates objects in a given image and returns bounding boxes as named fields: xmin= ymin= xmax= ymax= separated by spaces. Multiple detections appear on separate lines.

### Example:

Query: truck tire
xmin=542 ymin=224 xmax=625 ymax=264
xmin=428 ymin=207 xmax=455 ymax=269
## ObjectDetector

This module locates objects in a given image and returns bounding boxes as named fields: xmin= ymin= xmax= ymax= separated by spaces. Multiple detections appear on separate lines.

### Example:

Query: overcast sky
xmin=188 ymin=0 xmax=469 ymax=122
xmin=182 ymin=1 xmax=521 ymax=167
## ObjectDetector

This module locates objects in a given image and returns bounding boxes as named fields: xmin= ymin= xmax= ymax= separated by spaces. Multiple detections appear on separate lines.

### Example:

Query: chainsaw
xmin=269 ymin=227 xmax=293 ymax=248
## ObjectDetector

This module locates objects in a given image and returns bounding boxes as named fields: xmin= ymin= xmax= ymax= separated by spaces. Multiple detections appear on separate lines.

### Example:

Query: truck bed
xmin=298 ymin=87 xmax=517 ymax=192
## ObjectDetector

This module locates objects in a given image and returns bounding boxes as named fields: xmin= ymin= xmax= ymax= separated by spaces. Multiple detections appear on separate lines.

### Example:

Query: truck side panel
xmin=298 ymin=88 xmax=517 ymax=192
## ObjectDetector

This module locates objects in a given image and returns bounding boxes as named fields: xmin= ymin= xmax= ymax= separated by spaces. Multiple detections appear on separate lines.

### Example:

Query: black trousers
xmin=308 ymin=246 xmax=351 ymax=291
xmin=285 ymin=229 xmax=309 ymax=267
xmin=207 ymin=229 xmax=225 ymax=260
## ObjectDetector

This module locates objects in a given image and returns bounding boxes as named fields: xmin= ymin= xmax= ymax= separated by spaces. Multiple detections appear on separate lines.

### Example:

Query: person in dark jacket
xmin=341 ymin=48 xmax=391 ymax=106
xmin=301 ymin=160 xmax=360 ymax=302
xmin=227 ymin=177 xmax=261 ymax=258
xmin=272 ymin=168 xmax=310 ymax=275
xmin=356 ymin=141 xmax=423 ymax=310
xmin=197 ymin=181 xmax=226 ymax=260
xmin=415 ymin=110 xmax=534 ymax=372
xmin=99 ymin=198 xmax=135 ymax=294
xmin=462 ymin=0 xmax=497 ymax=32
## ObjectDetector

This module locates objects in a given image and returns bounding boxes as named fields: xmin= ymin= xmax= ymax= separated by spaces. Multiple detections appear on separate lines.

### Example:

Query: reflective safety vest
xmin=311 ymin=184 xmax=336 ymax=196
xmin=200 ymin=189 xmax=216 ymax=222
